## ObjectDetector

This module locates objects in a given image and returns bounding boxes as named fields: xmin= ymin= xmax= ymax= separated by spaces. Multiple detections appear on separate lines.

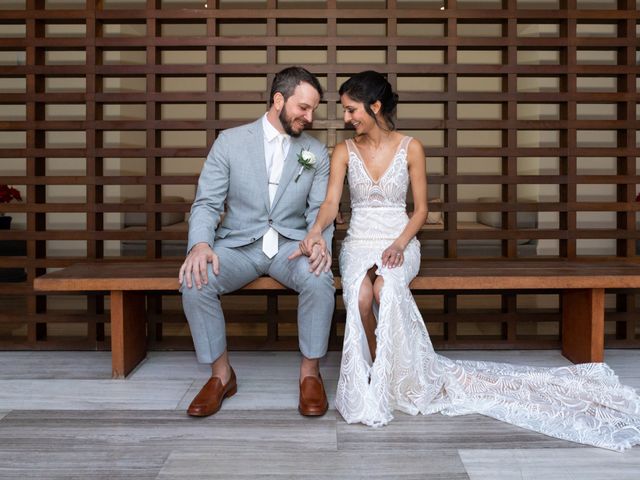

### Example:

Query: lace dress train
xmin=334 ymin=136 xmax=640 ymax=451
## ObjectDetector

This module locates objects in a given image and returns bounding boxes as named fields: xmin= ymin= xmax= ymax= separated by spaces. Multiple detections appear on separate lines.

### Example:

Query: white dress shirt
xmin=260 ymin=114 xmax=290 ymax=257
xmin=262 ymin=113 xmax=290 ymax=182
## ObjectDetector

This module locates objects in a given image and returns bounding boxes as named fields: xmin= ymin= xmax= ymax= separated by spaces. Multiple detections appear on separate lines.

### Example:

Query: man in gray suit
xmin=179 ymin=67 xmax=334 ymax=417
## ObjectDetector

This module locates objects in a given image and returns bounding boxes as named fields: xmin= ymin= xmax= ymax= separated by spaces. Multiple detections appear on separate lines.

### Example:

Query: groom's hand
xmin=179 ymin=242 xmax=218 ymax=289
xmin=308 ymin=243 xmax=332 ymax=276
xmin=288 ymin=235 xmax=326 ymax=261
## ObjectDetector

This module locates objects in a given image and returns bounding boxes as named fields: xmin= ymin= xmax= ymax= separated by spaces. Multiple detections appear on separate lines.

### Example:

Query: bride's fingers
xmin=388 ymin=251 xmax=402 ymax=268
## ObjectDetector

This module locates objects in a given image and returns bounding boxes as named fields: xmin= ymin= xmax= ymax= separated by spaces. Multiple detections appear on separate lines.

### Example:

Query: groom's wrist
xmin=188 ymin=241 xmax=212 ymax=254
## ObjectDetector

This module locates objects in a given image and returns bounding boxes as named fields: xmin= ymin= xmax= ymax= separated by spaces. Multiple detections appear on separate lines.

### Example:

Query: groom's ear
xmin=273 ymin=92 xmax=285 ymax=112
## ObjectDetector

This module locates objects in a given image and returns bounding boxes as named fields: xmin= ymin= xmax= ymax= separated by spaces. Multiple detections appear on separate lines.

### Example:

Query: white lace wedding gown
xmin=335 ymin=136 xmax=640 ymax=451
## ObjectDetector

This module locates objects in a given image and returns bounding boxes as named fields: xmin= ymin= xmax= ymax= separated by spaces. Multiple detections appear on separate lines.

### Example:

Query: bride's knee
xmin=373 ymin=276 xmax=384 ymax=304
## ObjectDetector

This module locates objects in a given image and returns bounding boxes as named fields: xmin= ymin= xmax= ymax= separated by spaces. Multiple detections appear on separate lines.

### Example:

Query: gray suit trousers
xmin=180 ymin=238 xmax=335 ymax=364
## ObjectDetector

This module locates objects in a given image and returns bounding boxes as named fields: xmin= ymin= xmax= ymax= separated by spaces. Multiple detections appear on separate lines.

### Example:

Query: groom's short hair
xmin=269 ymin=67 xmax=323 ymax=107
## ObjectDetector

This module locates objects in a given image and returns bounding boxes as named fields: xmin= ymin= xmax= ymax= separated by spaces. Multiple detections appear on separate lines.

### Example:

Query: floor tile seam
xmin=173 ymin=379 xmax=197 ymax=411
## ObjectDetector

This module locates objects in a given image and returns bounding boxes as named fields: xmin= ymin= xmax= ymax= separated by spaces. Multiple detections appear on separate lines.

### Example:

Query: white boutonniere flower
xmin=294 ymin=148 xmax=316 ymax=182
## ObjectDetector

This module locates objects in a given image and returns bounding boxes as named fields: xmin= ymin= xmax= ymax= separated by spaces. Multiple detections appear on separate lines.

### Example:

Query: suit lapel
xmin=271 ymin=136 xmax=301 ymax=210
xmin=247 ymin=119 xmax=271 ymax=212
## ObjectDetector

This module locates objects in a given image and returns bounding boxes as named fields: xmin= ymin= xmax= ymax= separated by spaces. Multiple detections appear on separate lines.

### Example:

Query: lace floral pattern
xmin=335 ymin=136 xmax=640 ymax=451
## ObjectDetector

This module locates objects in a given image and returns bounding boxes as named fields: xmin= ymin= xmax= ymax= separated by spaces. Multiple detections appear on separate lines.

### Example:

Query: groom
xmin=179 ymin=67 xmax=335 ymax=417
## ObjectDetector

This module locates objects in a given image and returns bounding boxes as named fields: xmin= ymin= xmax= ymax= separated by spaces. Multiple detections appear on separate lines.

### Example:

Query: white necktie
xmin=262 ymin=134 xmax=285 ymax=258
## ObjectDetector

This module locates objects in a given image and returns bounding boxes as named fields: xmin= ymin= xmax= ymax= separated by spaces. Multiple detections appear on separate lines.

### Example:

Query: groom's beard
xmin=279 ymin=104 xmax=307 ymax=137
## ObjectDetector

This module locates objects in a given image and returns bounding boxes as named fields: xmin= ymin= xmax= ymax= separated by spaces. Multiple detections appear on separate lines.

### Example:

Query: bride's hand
xmin=381 ymin=242 xmax=405 ymax=269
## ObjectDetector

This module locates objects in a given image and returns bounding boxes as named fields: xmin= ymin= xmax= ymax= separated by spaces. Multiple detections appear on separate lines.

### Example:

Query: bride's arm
xmin=382 ymin=138 xmax=427 ymax=268
xmin=298 ymin=142 xmax=349 ymax=255
xmin=399 ymin=138 xmax=428 ymax=242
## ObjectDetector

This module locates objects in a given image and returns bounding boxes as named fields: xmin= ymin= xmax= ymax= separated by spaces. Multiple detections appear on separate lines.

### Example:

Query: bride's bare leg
xmin=373 ymin=276 xmax=384 ymax=305
xmin=368 ymin=276 xmax=386 ymax=363
xmin=359 ymin=268 xmax=378 ymax=362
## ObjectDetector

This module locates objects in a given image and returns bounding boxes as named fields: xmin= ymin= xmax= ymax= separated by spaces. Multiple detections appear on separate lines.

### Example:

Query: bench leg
xmin=110 ymin=291 xmax=147 ymax=379
xmin=561 ymin=288 xmax=604 ymax=364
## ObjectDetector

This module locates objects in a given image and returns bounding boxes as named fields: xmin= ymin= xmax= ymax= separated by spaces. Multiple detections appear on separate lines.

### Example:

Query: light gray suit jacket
xmin=187 ymin=117 xmax=333 ymax=253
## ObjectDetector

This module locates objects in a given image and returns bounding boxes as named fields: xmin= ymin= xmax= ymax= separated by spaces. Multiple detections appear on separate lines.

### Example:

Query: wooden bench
xmin=33 ymin=259 xmax=640 ymax=378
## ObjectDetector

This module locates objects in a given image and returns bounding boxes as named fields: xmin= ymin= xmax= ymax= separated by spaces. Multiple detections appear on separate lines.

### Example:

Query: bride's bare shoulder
xmin=405 ymin=136 xmax=425 ymax=154
xmin=331 ymin=141 xmax=350 ymax=163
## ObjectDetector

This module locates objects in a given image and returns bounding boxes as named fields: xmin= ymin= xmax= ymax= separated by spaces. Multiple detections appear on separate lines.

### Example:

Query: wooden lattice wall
xmin=0 ymin=0 xmax=638 ymax=351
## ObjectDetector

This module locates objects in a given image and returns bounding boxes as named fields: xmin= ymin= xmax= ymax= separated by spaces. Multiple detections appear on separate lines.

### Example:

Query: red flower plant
xmin=0 ymin=185 xmax=22 ymax=204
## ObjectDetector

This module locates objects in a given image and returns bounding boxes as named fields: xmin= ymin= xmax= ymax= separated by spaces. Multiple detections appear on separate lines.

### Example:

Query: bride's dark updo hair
xmin=339 ymin=71 xmax=399 ymax=131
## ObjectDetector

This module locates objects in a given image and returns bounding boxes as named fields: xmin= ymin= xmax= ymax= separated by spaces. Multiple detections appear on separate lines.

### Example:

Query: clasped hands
xmin=288 ymin=231 xmax=332 ymax=276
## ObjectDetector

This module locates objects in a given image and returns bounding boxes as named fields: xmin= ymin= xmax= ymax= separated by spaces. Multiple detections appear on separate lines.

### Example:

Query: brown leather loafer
xmin=298 ymin=374 xmax=328 ymax=417
xmin=187 ymin=368 xmax=237 ymax=417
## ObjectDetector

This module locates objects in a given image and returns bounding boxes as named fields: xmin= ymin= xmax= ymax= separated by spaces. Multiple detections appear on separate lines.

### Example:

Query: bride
xmin=298 ymin=70 xmax=640 ymax=451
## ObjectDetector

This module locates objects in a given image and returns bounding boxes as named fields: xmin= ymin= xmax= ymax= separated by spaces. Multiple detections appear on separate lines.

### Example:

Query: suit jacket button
xmin=268 ymin=219 xmax=273 ymax=225
xmin=251 ymin=237 xmax=255 ymax=241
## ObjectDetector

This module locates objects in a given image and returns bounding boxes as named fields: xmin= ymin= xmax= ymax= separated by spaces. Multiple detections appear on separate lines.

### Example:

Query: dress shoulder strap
xmin=399 ymin=135 xmax=413 ymax=152
xmin=345 ymin=138 xmax=357 ymax=157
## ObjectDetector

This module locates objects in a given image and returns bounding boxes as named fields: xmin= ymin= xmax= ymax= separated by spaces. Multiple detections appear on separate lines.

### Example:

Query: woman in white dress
xmin=300 ymin=71 xmax=640 ymax=451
